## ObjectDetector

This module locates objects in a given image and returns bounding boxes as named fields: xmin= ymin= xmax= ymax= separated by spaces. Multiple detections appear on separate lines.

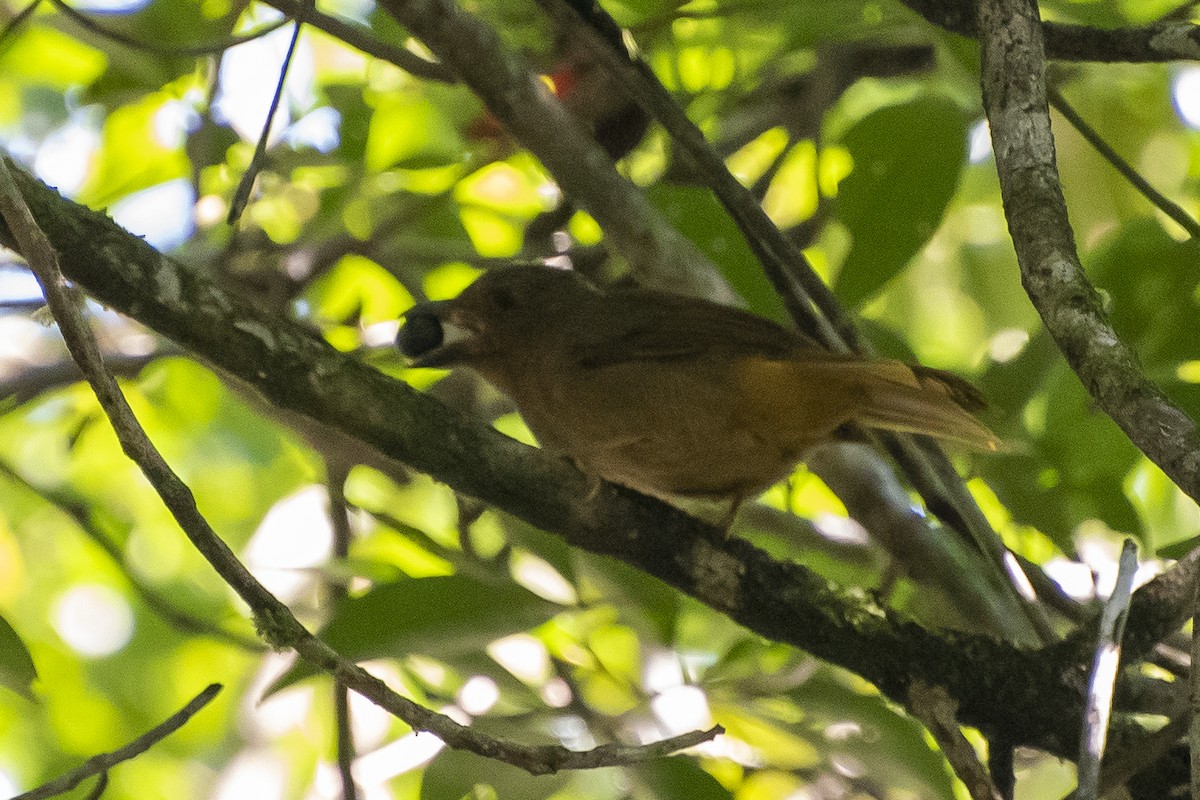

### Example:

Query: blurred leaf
xmin=574 ymin=554 xmax=680 ymax=645
xmin=1090 ymin=220 xmax=1200 ymax=372
xmin=367 ymin=91 xmax=469 ymax=171
xmin=76 ymin=93 xmax=190 ymax=208
xmin=787 ymin=669 xmax=959 ymax=800
xmin=635 ymin=757 xmax=731 ymax=799
xmin=646 ymin=184 xmax=786 ymax=321
xmin=268 ymin=575 xmax=561 ymax=692
xmin=0 ymin=614 xmax=36 ymax=701
xmin=833 ymin=96 xmax=968 ymax=306
xmin=981 ymin=363 xmax=1141 ymax=546
xmin=1157 ymin=534 xmax=1200 ymax=560
xmin=503 ymin=516 xmax=579 ymax=589
xmin=710 ymin=702 xmax=819 ymax=769
xmin=0 ymin=26 xmax=107 ymax=91
xmin=306 ymin=254 xmax=413 ymax=327
xmin=421 ymin=747 xmax=569 ymax=800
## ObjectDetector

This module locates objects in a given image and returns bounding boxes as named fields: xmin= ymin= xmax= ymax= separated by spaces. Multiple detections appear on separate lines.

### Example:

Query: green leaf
xmin=981 ymin=356 xmax=1141 ymax=547
xmin=421 ymin=747 xmax=569 ymax=800
xmin=367 ymin=91 xmax=469 ymax=171
xmin=0 ymin=614 xmax=38 ymax=701
xmin=786 ymin=669 xmax=959 ymax=800
xmin=574 ymin=554 xmax=680 ymax=645
xmin=635 ymin=757 xmax=731 ymax=800
xmin=833 ymin=96 xmax=968 ymax=306
xmin=268 ymin=575 xmax=560 ymax=693
xmin=0 ymin=27 xmax=107 ymax=91
xmin=1157 ymin=534 xmax=1200 ymax=560
xmin=646 ymin=184 xmax=787 ymax=322
xmin=75 ymin=93 xmax=190 ymax=208
xmin=1090 ymin=220 xmax=1200 ymax=372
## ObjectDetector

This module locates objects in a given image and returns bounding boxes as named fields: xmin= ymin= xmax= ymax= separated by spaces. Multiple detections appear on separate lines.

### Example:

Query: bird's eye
xmin=489 ymin=287 xmax=519 ymax=311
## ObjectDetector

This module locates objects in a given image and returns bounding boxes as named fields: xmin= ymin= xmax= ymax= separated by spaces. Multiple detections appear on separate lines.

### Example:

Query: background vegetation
xmin=1 ymin=0 xmax=1199 ymax=797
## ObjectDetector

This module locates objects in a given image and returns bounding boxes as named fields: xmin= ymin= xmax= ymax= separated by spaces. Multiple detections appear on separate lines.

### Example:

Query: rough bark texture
xmin=978 ymin=0 xmax=1200 ymax=504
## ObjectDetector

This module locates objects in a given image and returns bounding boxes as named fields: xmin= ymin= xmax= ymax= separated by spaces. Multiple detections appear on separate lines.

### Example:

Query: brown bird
xmin=397 ymin=266 xmax=996 ymax=515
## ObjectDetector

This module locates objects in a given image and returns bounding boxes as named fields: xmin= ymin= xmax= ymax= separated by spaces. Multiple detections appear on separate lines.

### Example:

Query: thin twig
xmin=228 ymin=11 xmax=304 ymax=225
xmin=327 ymin=459 xmax=359 ymax=800
xmin=49 ymin=0 xmax=290 ymax=57
xmin=1076 ymin=539 xmax=1138 ymax=799
xmin=908 ymin=681 xmax=1003 ymax=800
xmin=12 ymin=684 xmax=221 ymax=800
xmin=0 ymin=156 xmax=721 ymax=775
xmin=1047 ymin=84 xmax=1200 ymax=240
xmin=0 ymin=459 xmax=265 ymax=651
xmin=80 ymin=771 xmax=107 ymax=800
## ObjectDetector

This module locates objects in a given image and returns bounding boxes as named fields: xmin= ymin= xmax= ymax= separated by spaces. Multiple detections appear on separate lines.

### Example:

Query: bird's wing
xmin=570 ymin=291 xmax=814 ymax=367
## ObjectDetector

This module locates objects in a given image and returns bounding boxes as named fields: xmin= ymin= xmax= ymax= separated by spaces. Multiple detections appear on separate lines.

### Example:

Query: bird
xmin=397 ymin=266 xmax=997 ymax=517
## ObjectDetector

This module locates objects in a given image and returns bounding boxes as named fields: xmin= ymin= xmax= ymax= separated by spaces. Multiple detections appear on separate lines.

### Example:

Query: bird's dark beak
xmin=397 ymin=300 xmax=475 ymax=368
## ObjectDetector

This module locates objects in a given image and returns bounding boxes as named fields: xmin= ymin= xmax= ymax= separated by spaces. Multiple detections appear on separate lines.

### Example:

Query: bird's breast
xmin=500 ymin=355 xmax=802 ymax=499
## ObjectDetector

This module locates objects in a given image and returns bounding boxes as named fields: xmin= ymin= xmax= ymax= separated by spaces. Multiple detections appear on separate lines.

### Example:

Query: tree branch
xmin=371 ymin=0 xmax=736 ymax=303
xmin=902 ymin=0 xmax=1200 ymax=63
xmin=12 ymin=684 xmax=222 ymax=800
xmin=1047 ymin=84 xmax=1200 ymax=239
xmin=0 ymin=156 xmax=718 ymax=775
xmin=977 ymin=0 xmax=1200 ymax=504
xmin=908 ymin=681 xmax=1003 ymax=800
xmin=0 ymin=158 xmax=1092 ymax=757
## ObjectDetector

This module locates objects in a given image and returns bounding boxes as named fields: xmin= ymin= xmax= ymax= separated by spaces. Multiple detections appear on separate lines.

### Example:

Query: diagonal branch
xmin=902 ymin=0 xmax=1200 ymax=63
xmin=13 ymin=684 xmax=222 ymax=800
xmin=0 ymin=156 xmax=718 ymax=775
xmin=977 ymin=0 xmax=1200 ymax=504
xmin=370 ymin=0 xmax=736 ymax=303
xmin=1047 ymin=84 xmax=1200 ymax=239
xmin=0 ymin=158 xmax=1088 ymax=756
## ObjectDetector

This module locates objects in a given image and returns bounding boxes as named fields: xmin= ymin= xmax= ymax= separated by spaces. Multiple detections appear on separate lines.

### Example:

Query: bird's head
xmin=397 ymin=266 xmax=597 ymax=370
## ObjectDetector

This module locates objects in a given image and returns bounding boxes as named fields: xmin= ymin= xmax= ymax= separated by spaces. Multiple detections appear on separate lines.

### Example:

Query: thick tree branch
xmin=0 ymin=159 xmax=1096 ymax=757
xmin=0 ymin=157 xmax=718 ymax=776
xmin=978 ymin=0 xmax=1200 ymax=504
xmin=536 ymin=0 xmax=1055 ymax=643
xmin=902 ymin=0 xmax=1200 ymax=63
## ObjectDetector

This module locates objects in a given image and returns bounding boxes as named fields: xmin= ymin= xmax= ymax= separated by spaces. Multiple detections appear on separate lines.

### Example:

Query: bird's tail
xmin=853 ymin=361 xmax=999 ymax=451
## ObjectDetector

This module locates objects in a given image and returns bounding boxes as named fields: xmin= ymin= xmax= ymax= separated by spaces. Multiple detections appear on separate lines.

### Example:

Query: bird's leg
xmin=574 ymin=461 xmax=605 ymax=501
xmin=716 ymin=496 xmax=744 ymax=534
